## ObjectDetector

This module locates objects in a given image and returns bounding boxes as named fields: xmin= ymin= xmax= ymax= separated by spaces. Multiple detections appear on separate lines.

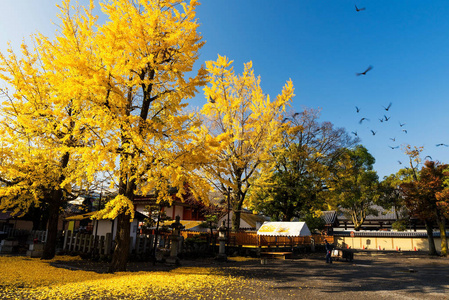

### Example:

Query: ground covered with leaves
xmin=1 ymin=252 xmax=448 ymax=299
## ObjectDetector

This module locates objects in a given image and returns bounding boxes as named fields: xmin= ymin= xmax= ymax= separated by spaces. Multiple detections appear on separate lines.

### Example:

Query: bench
xmin=260 ymin=251 xmax=293 ymax=264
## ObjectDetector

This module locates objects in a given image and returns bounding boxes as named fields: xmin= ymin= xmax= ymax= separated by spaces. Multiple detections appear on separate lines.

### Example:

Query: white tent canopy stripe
xmin=257 ymin=221 xmax=311 ymax=237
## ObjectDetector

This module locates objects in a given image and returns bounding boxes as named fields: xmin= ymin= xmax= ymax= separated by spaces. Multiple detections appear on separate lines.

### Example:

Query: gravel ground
xmin=51 ymin=251 xmax=449 ymax=299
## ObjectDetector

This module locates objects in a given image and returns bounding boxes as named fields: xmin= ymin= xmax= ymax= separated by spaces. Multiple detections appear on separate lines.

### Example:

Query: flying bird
xmin=378 ymin=118 xmax=384 ymax=123
xmin=384 ymin=115 xmax=390 ymax=121
xmin=398 ymin=160 xmax=402 ymax=165
xmin=403 ymin=129 xmax=408 ymax=134
xmin=359 ymin=117 xmax=369 ymax=124
xmin=436 ymin=143 xmax=449 ymax=147
xmin=399 ymin=122 xmax=406 ymax=127
xmin=351 ymin=131 xmax=358 ymax=136
xmin=389 ymin=146 xmax=399 ymax=149
xmin=209 ymin=96 xmax=215 ymax=103
xmin=355 ymin=4 xmax=366 ymax=12
xmin=356 ymin=65 xmax=373 ymax=76
xmin=355 ymin=106 xmax=360 ymax=113
xmin=370 ymin=130 xmax=377 ymax=136
xmin=425 ymin=155 xmax=433 ymax=160
xmin=390 ymin=137 xmax=396 ymax=142
xmin=382 ymin=102 xmax=392 ymax=111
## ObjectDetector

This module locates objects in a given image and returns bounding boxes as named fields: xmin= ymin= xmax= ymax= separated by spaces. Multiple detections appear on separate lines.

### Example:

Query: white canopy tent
xmin=257 ymin=221 xmax=311 ymax=237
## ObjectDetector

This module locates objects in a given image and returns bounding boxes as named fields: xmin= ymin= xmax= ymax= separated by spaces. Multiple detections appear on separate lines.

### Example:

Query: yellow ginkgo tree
xmin=0 ymin=27 xmax=96 ymax=259
xmin=201 ymin=55 xmax=294 ymax=231
xmin=1 ymin=0 xmax=220 ymax=272
xmin=46 ymin=0 xmax=218 ymax=272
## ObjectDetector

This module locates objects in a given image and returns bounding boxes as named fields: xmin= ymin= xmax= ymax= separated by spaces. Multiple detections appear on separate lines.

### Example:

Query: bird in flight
xmin=382 ymin=102 xmax=392 ymax=111
xmin=398 ymin=160 xmax=402 ymax=164
xmin=390 ymin=137 xmax=396 ymax=142
xmin=399 ymin=122 xmax=406 ymax=127
xmin=403 ymin=129 xmax=408 ymax=134
xmin=359 ymin=117 xmax=369 ymax=124
xmin=352 ymin=131 xmax=358 ymax=136
xmin=209 ymin=96 xmax=215 ymax=103
xmin=355 ymin=4 xmax=366 ymax=12
xmin=355 ymin=106 xmax=360 ymax=113
xmin=378 ymin=118 xmax=384 ymax=123
xmin=436 ymin=143 xmax=449 ymax=147
xmin=356 ymin=65 xmax=373 ymax=76
xmin=370 ymin=130 xmax=377 ymax=136
xmin=389 ymin=146 xmax=399 ymax=149
xmin=425 ymin=155 xmax=432 ymax=160
xmin=384 ymin=115 xmax=390 ymax=121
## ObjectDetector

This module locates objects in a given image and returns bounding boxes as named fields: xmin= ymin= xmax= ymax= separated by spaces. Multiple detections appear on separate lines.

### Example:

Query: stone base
xmin=27 ymin=243 xmax=45 ymax=258
xmin=215 ymin=253 xmax=227 ymax=262
xmin=0 ymin=246 xmax=16 ymax=254
xmin=0 ymin=240 xmax=19 ymax=253
xmin=166 ymin=256 xmax=180 ymax=265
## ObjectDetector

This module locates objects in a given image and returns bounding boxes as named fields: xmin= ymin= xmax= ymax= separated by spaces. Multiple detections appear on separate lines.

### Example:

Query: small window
xmin=366 ymin=239 xmax=371 ymax=245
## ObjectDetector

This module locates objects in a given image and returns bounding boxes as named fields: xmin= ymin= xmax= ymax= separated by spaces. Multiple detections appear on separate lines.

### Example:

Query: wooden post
xmin=73 ymin=233 xmax=79 ymax=252
xmin=99 ymin=236 xmax=105 ymax=255
xmin=105 ymin=233 xmax=112 ymax=255
xmin=63 ymin=230 xmax=70 ymax=251
xmin=143 ymin=235 xmax=148 ymax=253
xmin=135 ymin=235 xmax=141 ymax=254
xmin=87 ymin=235 xmax=93 ymax=252
xmin=82 ymin=234 xmax=88 ymax=252
xmin=129 ymin=236 xmax=134 ymax=254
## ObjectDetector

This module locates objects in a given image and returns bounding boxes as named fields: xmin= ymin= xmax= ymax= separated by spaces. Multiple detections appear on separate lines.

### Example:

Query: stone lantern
xmin=217 ymin=220 xmax=227 ymax=261
xmin=167 ymin=216 xmax=184 ymax=265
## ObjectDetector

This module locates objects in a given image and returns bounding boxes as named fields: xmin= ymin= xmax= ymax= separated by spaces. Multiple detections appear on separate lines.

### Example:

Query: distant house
xmin=0 ymin=211 xmax=33 ymax=232
xmin=133 ymin=188 xmax=209 ymax=222
xmin=65 ymin=211 xmax=148 ymax=250
xmin=328 ymin=205 xmax=422 ymax=231
xmin=218 ymin=211 xmax=269 ymax=231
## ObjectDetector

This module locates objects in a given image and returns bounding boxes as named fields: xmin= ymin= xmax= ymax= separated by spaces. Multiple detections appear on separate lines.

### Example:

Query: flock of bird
xmin=351 ymin=4 xmax=447 ymax=166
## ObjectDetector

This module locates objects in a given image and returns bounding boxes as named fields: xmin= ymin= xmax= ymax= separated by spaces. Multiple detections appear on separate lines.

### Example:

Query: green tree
xmin=329 ymin=145 xmax=380 ymax=231
xmin=248 ymin=109 xmax=357 ymax=221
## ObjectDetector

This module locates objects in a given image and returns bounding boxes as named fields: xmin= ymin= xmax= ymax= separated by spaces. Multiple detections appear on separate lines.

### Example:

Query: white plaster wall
xmin=93 ymin=220 xmax=115 ymax=237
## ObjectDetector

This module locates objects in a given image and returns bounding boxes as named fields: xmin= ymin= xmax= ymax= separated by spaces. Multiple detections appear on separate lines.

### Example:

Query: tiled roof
xmin=321 ymin=211 xmax=337 ymax=224
xmin=65 ymin=211 xmax=147 ymax=221
xmin=240 ymin=213 xmax=270 ymax=228
xmin=337 ymin=205 xmax=401 ymax=221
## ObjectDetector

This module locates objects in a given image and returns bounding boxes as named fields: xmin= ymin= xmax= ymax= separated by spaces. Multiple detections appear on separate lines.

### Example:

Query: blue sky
xmin=1 ymin=1 xmax=449 ymax=179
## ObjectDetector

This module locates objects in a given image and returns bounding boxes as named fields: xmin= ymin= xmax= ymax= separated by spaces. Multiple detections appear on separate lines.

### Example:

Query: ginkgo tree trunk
xmin=201 ymin=55 xmax=294 ymax=231
xmin=46 ymin=0 xmax=217 ymax=272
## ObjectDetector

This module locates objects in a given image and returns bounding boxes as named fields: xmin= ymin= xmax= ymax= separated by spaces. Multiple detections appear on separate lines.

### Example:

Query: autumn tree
xmin=0 ymin=17 xmax=96 ymax=258
xmin=248 ymin=108 xmax=358 ymax=221
xmin=200 ymin=55 xmax=294 ymax=231
xmin=42 ymin=0 xmax=219 ymax=272
xmin=328 ymin=145 xmax=380 ymax=231
xmin=401 ymin=161 xmax=448 ymax=256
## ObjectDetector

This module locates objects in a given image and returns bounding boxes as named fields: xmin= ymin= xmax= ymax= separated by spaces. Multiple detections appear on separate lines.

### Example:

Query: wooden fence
xmin=61 ymin=230 xmax=332 ymax=256
xmin=62 ymin=231 xmax=172 ymax=256
xmin=180 ymin=230 xmax=331 ymax=247
xmin=3 ymin=228 xmax=48 ymax=243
